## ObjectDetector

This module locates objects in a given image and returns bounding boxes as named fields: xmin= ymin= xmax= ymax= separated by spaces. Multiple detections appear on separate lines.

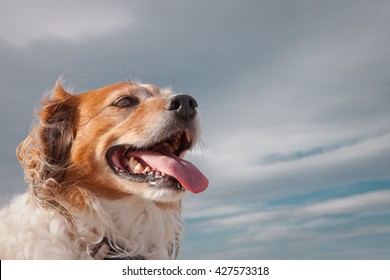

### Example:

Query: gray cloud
xmin=0 ymin=0 xmax=131 ymax=47
xmin=1 ymin=0 xmax=390 ymax=259
xmin=182 ymin=190 xmax=390 ymax=259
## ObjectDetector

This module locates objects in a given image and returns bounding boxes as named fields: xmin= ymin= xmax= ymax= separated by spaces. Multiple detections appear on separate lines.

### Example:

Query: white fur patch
xmin=0 ymin=194 xmax=183 ymax=259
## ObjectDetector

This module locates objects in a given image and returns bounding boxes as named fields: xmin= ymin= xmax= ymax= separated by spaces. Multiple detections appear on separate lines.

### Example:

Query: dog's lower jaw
xmin=132 ymin=184 xmax=186 ymax=202
xmin=99 ymin=171 xmax=185 ymax=203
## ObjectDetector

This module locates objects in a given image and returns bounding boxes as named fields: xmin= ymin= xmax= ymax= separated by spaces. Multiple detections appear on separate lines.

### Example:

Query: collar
xmin=90 ymin=237 xmax=145 ymax=260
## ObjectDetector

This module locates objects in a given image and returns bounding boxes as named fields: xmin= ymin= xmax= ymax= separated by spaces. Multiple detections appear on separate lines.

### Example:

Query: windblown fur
xmin=0 ymin=81 xmax=206 ymax=259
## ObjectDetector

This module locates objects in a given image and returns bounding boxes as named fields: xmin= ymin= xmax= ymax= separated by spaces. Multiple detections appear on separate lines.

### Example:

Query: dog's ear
xmin=37 ymin=82 xmax=76 ymax=182
xmin=16 ymin=81 xmax=78 ymax=230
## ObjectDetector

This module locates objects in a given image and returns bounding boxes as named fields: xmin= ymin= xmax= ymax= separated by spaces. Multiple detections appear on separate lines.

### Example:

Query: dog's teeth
xmin=134 ymin=163 xmax=144 ymax=173
xmin=185 ymin=130 xmax=191 ymax=142
xmin=144 ymin=166 xmax=151 ymax=173
xmin=129 ymin=157 xmax=138 ymax=168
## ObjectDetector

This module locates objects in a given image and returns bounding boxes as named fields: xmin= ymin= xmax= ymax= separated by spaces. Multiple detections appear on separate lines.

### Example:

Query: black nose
xmin=165 ymin=94 xmax=198 ymax=120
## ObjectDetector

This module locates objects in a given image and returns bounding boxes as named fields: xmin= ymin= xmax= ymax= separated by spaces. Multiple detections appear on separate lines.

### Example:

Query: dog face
xmin=20 ymin=82 xmax=208 ymax=208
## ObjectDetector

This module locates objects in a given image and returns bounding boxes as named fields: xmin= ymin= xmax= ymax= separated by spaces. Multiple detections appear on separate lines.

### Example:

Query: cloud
xmin=300 ymin=189 xmax=390 ymax=216
xmin=182 ymin=189 xmax=390 ymax=259
xmin=0 ymin=0 xmax=132 ymax=47
xmin=191 ymin=130 xmax=390 ymax=206
xmin=192 ymin=189 xmax=390 ymax=229
xmin=1 ymin=0 xmax=390 ymax=259
xmin=186 ymin=0 xmax=390 ymax=203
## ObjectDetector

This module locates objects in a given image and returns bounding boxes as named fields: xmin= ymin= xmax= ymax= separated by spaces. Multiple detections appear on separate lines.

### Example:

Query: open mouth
xmin=106 ymin=130 xmax=208 ymax=194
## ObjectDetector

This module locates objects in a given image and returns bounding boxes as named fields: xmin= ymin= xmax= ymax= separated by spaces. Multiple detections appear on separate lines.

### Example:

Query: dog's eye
xmin=113 ymin=96 xmax=139 ymax=108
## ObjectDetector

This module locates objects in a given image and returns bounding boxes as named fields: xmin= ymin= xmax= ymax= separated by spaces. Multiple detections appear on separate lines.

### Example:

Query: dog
xmin=0 ymin=81 xmax=208 ymax=259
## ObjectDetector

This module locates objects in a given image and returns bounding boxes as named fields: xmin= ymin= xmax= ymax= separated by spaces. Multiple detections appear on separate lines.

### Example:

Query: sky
xmin=1 ymin=0 xmax=390 ymax=259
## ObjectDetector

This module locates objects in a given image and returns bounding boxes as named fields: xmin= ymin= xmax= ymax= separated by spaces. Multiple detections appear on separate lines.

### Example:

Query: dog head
xmin=18 ymin=81 xmax=208 ymax=210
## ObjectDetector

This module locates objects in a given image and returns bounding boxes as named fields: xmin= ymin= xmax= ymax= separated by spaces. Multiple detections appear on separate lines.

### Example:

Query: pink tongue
xmin=130 ymin=150 xmax=208 ymax=194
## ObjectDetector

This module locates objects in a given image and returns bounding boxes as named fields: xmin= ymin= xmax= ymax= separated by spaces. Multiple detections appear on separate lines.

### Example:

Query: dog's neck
xmin=90 ymin=236 xmax=146 ymax=260
xmin=72 ymin=195 xmax=183 ymax=260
